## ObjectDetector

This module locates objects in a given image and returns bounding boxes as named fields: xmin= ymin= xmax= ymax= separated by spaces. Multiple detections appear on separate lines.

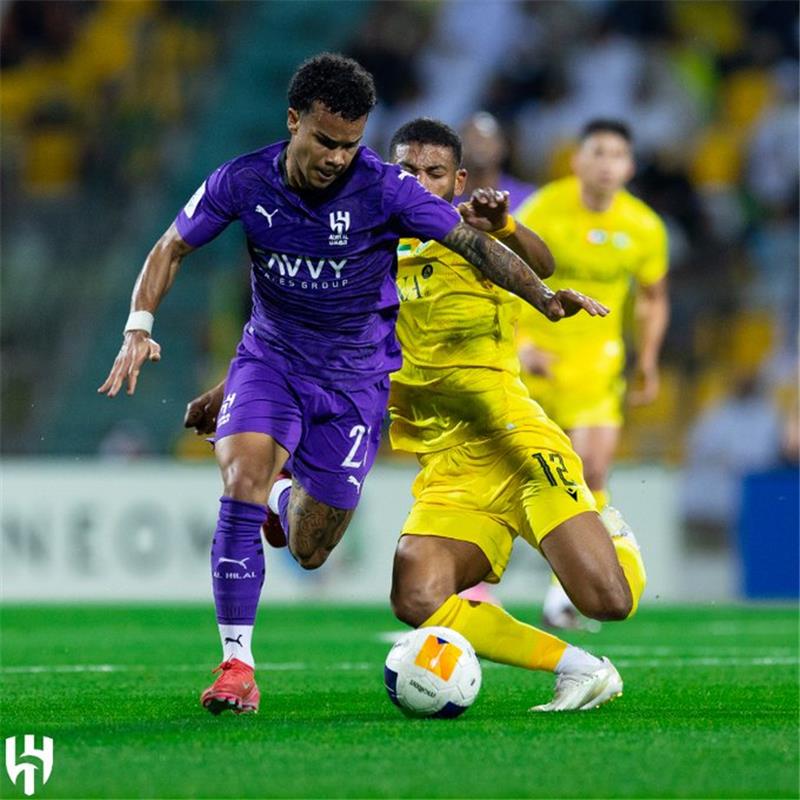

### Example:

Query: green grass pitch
xmin=1 ymin=604 xmax=797 ymax=799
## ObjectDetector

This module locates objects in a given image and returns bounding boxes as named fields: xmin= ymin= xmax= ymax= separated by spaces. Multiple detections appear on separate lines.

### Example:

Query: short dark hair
xmin=580 ymin=119 xmax=633 ymax=144
xmin=389 ymin=117 xmax=463 ymax=166
xmin=287 ymin=53 xmax=377 ymax=121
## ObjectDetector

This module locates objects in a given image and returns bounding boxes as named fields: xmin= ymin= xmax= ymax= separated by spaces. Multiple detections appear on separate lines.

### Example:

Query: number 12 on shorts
xmin=533 ymin=452 xmax=576 ymax=487
xmin=341 ymin=424 xmax=371 ymax=469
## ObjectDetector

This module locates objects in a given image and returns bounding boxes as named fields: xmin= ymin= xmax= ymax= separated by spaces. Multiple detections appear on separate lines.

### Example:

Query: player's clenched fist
xmin=457 ymin=188 xmax=510 ymax=233
xmin=97 ymin=331 xmax=161 ymax=397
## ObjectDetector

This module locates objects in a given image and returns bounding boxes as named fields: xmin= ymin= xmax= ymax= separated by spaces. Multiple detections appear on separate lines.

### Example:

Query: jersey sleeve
xmin=635 ymin=214 xmax=669 ymax=286
xmin=174 ymin=160 xmax=241 ymax=247
xmin=386 ymin=166 xmax=460 ymax=240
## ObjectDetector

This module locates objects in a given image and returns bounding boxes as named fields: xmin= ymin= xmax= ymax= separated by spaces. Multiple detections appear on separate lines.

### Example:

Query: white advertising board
xmin=1 ymin=459 xmax=726 ymax=603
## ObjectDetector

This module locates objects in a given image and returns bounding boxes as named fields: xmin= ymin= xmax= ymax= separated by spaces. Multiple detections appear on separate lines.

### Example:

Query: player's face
xmin=392 ymin=142 xmax=466 ymax=202
xmin=286 ymin=101 xmax=367 ymax=190
xmin=573 ymin=132 xmax=634 ymax=194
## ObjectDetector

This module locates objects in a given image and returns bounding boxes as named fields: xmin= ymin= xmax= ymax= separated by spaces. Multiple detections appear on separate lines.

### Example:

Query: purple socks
xmin=211 ymin=497 xmax=267 ymax=624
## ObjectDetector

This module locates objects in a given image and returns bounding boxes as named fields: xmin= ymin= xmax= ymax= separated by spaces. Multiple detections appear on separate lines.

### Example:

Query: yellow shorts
xmin=401 ymin=406 xmax=596 ymax=582
xmin=521 ymin=343 xmax=625 ymax=430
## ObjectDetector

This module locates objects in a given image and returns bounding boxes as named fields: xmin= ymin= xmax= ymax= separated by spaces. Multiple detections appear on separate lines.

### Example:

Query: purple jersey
xmin=175 ymin=142 xmax=460 ymax=386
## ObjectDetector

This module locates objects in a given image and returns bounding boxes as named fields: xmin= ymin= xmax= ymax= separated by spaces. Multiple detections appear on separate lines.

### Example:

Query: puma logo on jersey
xmin=255 ymin=205 xmax=280 ymax=227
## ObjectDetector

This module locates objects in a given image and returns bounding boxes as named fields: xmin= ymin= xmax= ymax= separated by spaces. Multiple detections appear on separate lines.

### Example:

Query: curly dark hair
xmin=288 ymin=53 xmax=377 ymax=120
xmin=389 ymin=117 xmax=463 ymax=166
xmin=580 ymin=119 xmax=633 ymax=143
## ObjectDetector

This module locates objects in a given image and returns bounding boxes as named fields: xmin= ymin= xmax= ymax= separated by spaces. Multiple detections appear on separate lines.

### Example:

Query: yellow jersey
xmin=515 ymin=176 xmax=668 ymax=359
xmin=390 ymin=237 xmax=537 ymax=453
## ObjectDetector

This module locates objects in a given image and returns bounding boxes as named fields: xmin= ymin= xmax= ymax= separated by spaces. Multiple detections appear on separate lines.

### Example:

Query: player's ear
xmin=454 ymin=168 xmax=468 ymax=196
xmin=287 ymin=108 xmax=300 ymax=136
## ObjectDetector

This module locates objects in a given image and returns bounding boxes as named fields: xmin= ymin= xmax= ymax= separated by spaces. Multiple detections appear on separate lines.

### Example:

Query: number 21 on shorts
xmin=341 ymin=424 xmax=371 ymax=469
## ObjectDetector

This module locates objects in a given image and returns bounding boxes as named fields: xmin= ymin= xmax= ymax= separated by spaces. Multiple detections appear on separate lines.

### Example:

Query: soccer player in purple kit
xmin=98 ymin=53 xmax=606 ymax=716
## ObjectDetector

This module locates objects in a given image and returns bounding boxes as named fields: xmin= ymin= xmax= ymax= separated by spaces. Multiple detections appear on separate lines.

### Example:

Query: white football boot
xmin=530 ymin=657 xmax=623 ymax=712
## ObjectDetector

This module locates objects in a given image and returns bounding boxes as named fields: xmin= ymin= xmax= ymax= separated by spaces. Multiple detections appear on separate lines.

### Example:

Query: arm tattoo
xmin=441 ymin=221 xmax=554 ymax=311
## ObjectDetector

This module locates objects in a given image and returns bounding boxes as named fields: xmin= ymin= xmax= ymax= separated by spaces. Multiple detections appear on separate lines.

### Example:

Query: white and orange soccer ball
xmin=384 ymin=626 xmax=482 ymax=718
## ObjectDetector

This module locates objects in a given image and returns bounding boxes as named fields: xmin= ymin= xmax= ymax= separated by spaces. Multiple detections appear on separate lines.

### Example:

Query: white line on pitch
xmin=0 ymin=662 xmax=307 ymax=675
xmin=613 ymin=656 xmax=799 ymax=668
xmin=1 ymin=655 xmax=797 ymax=675
xmin=589 ymin=645 xmax=797 ymax=656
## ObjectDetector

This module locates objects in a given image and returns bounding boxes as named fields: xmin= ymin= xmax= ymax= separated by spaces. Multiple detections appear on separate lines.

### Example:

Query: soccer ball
xmin=384 ymin=626 xmax=482 ymax=718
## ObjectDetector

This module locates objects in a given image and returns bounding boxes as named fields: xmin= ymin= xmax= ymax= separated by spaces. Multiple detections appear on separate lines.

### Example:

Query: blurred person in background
xmin=516 ymin=120 xmax=670 ymax=629
xmin=681 ymin=373 xmax=785 ymax=546
xmin=457 ymin=111 xmax=536 ymax=212
xmin=98 ymin=52 xmax=601 ymax=716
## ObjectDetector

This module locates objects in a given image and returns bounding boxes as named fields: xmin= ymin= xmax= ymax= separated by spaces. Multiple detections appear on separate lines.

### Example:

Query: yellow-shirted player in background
xmin=386 ymin=118 xmax=646 ymax=710
xmin=515 ymin=119 xmax=669 ymax=629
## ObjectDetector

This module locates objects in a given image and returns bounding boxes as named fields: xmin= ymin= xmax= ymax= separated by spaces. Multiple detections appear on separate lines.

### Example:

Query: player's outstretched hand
xmin=97 ymin=331 xmax=161 ymax=397
xmin=542 ymin=289 xmax=610 ymax=321
xmin=184 ymin=382 xmax=225 ymax=435
xmin=457 ymin=188 xmax=510 ymax=233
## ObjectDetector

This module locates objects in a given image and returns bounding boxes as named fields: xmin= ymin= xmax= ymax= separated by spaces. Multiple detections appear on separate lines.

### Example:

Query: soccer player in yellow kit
xmin=515 ymin=120 xmax=669 ymax=629
xmin=386 ymin=118 xmax=646 ymax=710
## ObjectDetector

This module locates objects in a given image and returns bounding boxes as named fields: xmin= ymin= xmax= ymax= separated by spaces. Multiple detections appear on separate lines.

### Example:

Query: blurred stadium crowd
xmin=2 ymin=0 xmax=224 ymax=448
xmin=1 ymin=1 xmax=797 ymax=539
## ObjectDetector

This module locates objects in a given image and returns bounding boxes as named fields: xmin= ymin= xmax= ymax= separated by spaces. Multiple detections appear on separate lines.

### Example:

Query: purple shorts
xmin=215 ymin=342 xmax=389 ymax=509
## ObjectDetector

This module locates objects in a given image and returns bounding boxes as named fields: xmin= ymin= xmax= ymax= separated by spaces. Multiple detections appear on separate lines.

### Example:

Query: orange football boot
xmin=200 ymin=659 xmax=260 ymax=715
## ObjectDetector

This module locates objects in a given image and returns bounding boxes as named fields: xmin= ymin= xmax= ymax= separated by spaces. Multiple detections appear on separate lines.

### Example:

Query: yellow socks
xmin=422 ymin=594 xmax=567 ymax=672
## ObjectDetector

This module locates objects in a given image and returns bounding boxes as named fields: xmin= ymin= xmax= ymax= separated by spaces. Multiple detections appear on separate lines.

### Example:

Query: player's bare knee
xmin=578 ymin=581 xmax=632 ymax=621
xmin=595 ymin=594 xmax=631 ymax=621
xmin=606 ymin=580 xmax=634 ymax=619
xmin=391 ymin=588 xmax=437 ymax=628
xmin=221 ymin=463 xmax=269 ymax=503
xmin=389 ymin=592 xmax=417 ymax=627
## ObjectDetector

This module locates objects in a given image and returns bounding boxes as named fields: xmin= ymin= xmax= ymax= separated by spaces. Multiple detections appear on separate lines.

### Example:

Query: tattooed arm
xmin=440 ymin=221 xmax=609 ymax=321
xmin=458 ymin=188 xmax=554 ymax=278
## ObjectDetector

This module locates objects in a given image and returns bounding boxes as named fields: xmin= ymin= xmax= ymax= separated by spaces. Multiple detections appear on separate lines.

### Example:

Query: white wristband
xmin=124 ymin=310 xmax=154 ymax=335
